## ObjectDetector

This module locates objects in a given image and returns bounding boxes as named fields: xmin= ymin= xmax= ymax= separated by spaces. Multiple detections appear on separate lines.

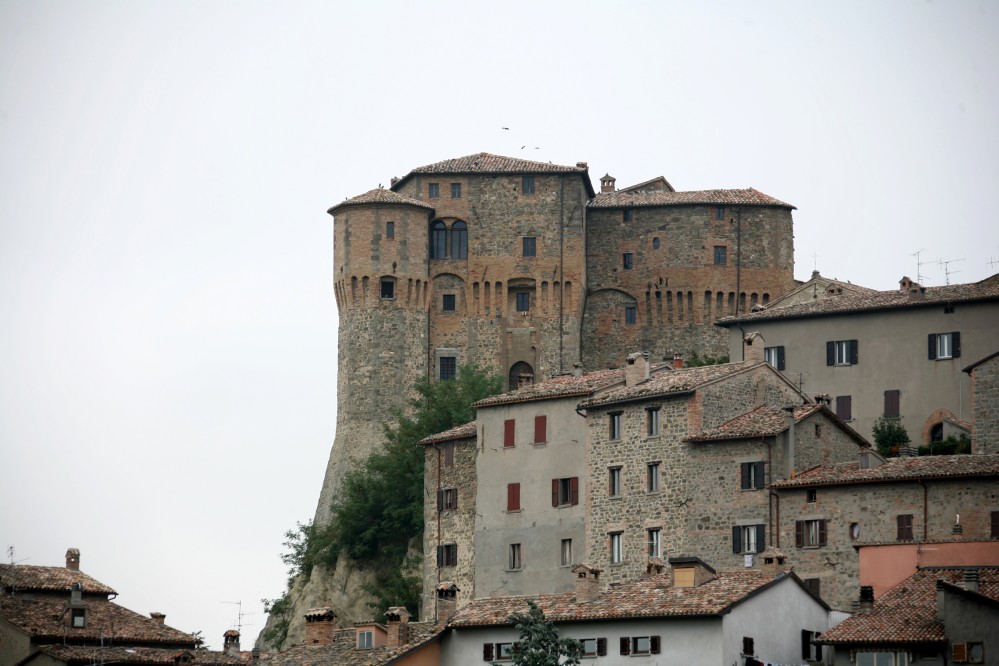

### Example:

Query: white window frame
xmin=560 ymin=538 xmax=573 ymax=566
xmin=609 ymin=532 xmax=623 ymax=564
xmin=834 ymin=340 xmax=850 ymax=365
xmin=741 ymin=525 xmax=759 ymax=554
xmin=764 ymin=346 xmax=780 ymax=368
xmin=647 ymin=408 xmax=660 ymax=437
xmin=357 ymin=630 xmax=373 ymax=649
xmin=608 ymin=467 xmax=622 ymax=497
xmin=647 ymin=528 xmax=661 ymax=558
xmin=937 ymin=332 xmax=954 ymax=359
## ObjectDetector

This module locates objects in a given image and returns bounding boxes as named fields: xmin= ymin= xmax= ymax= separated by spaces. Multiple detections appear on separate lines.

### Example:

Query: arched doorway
xmin=509 ymin=361 xmax=534 ymax=389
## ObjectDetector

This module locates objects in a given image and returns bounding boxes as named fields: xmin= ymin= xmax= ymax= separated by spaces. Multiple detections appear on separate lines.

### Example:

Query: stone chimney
xmin=149 ymin=612 xmax=166 ymax=625
xmin=600 ymin=174 xmax=616 ymax=193
xmin=223 ymin=630 xmax=241 ymax=654
xmin=384 ymin=607 xmax=411 ymax=649
xmin=575 ymin=162 xmax=589 ymax=171
xmin=900 ymin=276 xmax=926 ymax=300
xmin=625 ymin=352 xmax=650 ymax=386
xmin=743 ymin=332 xmax=765 ymax=364
xmin=962 ymin=568 xmax=980 ymax=593
xmin=858 ymin=586 xmax=874 ymax=614
xmin=936 ymin=579 xmax=946 ymax=621
xmin=757 ymin=547 xmax=788 ymax=578
xmin=65 ymin=548 xmax=80 ymax=571
xmin=390 ymin=176 xmax=399 ymax=187
xmin=572 ymin=362 xmax=583 ymax=378
xmin=571 ymin=564 xmax=602 ymax=603
xmin=435 ymin=582 xmax=459 ymax=623
xmin=645 ymin=557 xmax=666 ymax=575
xmin=304 ymin=607 xmax=337 ymax=646
xmin=668 ymin=557 xmax=716 ymax=588
xmin=70 ymin=582 xmax=83 ymax=606
xmin=672 ymin=353 xmax=683 ymax=369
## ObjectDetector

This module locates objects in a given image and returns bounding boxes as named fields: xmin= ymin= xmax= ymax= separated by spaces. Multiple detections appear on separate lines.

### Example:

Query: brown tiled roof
xmin=576 ymin=362 xmax=761 ymax=410
xmin=964 ymin=350 xmax=999 ymax=374
xmin=818 ymin=568 xmax=999 ymax=645
xmin=328 ymin=188 xmax=434 ymax=215
xmin=406 ymin=153 xmax=587 ymax=176
xmin=772 ymin=454 xmax=999 ymax=489
xmin=686 ymin=404 xmax=821 ymax=442
xmin=30 ymin=645 xmax=245 ymax=665
xmin=0 ymin=564 xmax=117 ymax=596
xmin=418 ymin=421 xmax=476 ymax=446
xmin=717 ymin=274 xmax=999 ymax=325
xmin=473 ymin=368 xmax=626 ymax=408
xmin=617 ymin=176 xmax=675 ymax=193
xmin=450 ymin=570 xmax=793 ymax=626
xmin=0 ymin=597 xmax=196 ymax=646
xmin=765 ymin=273 xmax=877 ymax=309
xmin=589 ymin=188 xmax=795 ymax=209
xmin=258 ymin=624 xmax=444 ymax=666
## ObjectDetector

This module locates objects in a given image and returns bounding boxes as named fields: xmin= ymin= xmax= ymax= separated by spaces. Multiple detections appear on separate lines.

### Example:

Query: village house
xmin=965 ymin=350 xmax=999 ymax=454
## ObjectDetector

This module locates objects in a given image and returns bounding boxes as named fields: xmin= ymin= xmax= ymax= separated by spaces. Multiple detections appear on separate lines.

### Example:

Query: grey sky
xmin=1 ymin=0 xmax=997 ymax=649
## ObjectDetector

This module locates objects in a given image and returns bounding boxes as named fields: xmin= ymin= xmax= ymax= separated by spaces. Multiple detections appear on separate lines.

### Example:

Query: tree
xmin=872 ymin=416 xmax=910 ymax=457
xmin=506 ymin=600 xmax=583 ymax=666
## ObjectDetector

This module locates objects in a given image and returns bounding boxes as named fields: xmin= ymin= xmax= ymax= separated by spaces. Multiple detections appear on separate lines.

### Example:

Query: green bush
xmin=872 ymin=416 xmax=910 ymax=457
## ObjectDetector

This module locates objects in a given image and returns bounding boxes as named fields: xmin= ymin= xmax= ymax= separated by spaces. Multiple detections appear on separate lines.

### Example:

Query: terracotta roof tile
xmin=576 ymin=362 xmax=760 ymax=410
xmin=0 ymin=564 xmax=116 ymax=596
xmin=686 ymin=404 xmax=823 ymax=442
xmin=32 ymin=645 xmax=245 ymax=665
xmin=589 ymin=188 xmax=795 ymax=209
xmin=819 ymin=568 xmax=999 ymax=645
xmin=418 ymin=421 xmax=476 ymax=446
xmin=406 ymin=153 xmax=587 ymax=176
xmin=772 ymin=454 xmax=999 ymax=489
xmin=328 ymin=188 xmax=434 ymax=215
xmin=473 ymin=368 xmax=626 ymax=408
xmin=258 ymin=624 xmax=444 ymax=666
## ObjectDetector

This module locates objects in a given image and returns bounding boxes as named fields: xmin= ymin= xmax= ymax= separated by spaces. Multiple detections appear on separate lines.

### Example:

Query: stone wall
xmin=971 ymin=354 xmax=999 ymax=454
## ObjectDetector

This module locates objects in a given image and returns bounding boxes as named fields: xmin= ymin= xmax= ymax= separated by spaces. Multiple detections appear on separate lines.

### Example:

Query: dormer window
xmin=71 ymin=607 xmax=86 ymax=628
xmin=357 ymin=630 xmax=373 ymax=649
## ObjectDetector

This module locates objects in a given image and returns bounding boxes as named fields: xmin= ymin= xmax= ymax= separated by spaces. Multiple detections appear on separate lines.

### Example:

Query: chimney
xmin=672 ymin=353 xmax=683 ymax=370
xmin=575 ymin=162 xmax=589 ymax=171
xmin=899 ymin=445 xmax=918 ymax=457
xmin=571 ymin=564 xmax=602 ymax=603
xmin=435 ymin=582 xmax=459 ymax=623
xmin=390 ymin=176 xmax=399 ymax=187
xmin=303 ymin=607 xmax=337 ymax=646
xmin=223 ymin=630 xmax=241 ymax=654
xmin=572 ymin=362 xmax=583 ymax=378
xmin=625 ymin=352 xmax=650 ymax=386
xmin=251 ymin=647 xmax=260 ymax=664
xmin=645 ymin=557 xmax=666 ymax=575
xmin=384 ymin=607 xmax=411 ymax=649
xmin=66 ymin=548 xmax=80 ymax=571
xmin=743 ymin=332 xmax=765 ymax=364
xmin=757 ymin=547 xmax=788 ymax=578
xmin=599 ymin=174 xmax=616 ymax=193
xmin=961 ymin=568 xmax=980 ymax=593
xmin=149 ymin=612 xmax=166 ymax=625
xmin=936 ymin=579 xmax=946 ymax=621
xmin=668 ymin=557 xmax=716 ymax=588
xmin=858 ymin=586 xmax=874 ymax=614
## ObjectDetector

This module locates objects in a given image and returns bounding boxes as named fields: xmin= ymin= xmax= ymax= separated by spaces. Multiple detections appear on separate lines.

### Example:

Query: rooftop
xmin=687 ymin=403 xmax=843 ymax=443
xmin=0 ymin=563 xmax=117 ymax=596
xmin=589 ymin=188 xmax=794 ymax=209
xmin=328 ymin=188 xmax=435 ymax=215
xmin=29 ymin=645 xmax=245 ymax=666
xmin=576 ymin=362 xmax=765 ymax=410
xmin=473 ymin=368 xmax=626 ymax=408
xmin=405 ymin=152 xmax=588 ymax=176
xmin=258 ymin=624 xmax=444 ymax=666
xmin=418 ymin=421 xmax=476 ymax=446
xmin=772 ymin=454 xmax=999 ymax=489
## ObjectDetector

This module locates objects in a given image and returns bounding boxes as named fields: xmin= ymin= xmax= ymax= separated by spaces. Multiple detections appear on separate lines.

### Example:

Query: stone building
xmin=965 ymin=350 xmax=999 ymax=454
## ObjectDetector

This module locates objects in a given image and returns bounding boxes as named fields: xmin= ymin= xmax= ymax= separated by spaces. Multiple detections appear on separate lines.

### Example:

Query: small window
xmin=624 ymin=306 xmax=636 ymax=325
xmin=795 ymin=519 xmax=827 ymax=548
xmin=929 ymin=332 xmax=961 ymax=360
xmin=553 ymin=477 xmax=578 ymax=506
xmin=437 ymin=487 xmax=457 ymax=511
xmin=991 ymin=510 xmax=999 ymax=538
xmin=608 ymin=467 xmax=622 ymax=497
xmin=622 ymin=252 xmax=634 ymax=269
xmin=827 ymin=339 xmax=859 ymax=366
xmin=801 ymin=630 xmax=821 ymax=662
xmin=715 ymin=206 xmax=725 ymax=221
xmin=507 ymin=482 xmax=521 ymax=511
xmin=516 ymin=292 xmax=531 ymax=312
xmin=850 ymin=522 xmax=861 ymax=541
xmin=733 ymin=524 xmax=765 ymax=554
xmin=647 ymin=528 xmax=661 ymax=558
xmin=815 ymin=423 xmax=822 ymax=437
xmin=495 ymin=643 xmax=514 ymax=661
xmin=357 ymin=630 xmax=373 ymax=649
xmin=836 ymin=395 xmax=852 ymax=421
xmin=71 ymin=608 xmax=86 ymax=628
xmin=522 ymin=176 xmax=535 ymax=195
xmin=609 ymin=532 xmax=623 ymax=564
xmin=714 ymin=246 xmax=727 ymax=265
xmin=428 ymin=183 xmax=440 ymax=198
xmin=626 ymin=636 xmax=659 ymax=655
xmin=807 ymin=489 xmax=817 ymax=503
xmin=437 ymin=543 xmax=457 ymax=567
xmin=508 ymin=543 xmax=523 ymax=570
xmin=561 ymin=538 xmax=573 ymax=566
xmin=740 ymin=461 xmax=765 ymax=490
xmin=439 ymin=356 xmax=456 ymax=381
xmin=451 ymin=183 xmax=461 ymax=198
xmin=442 ymin=294 xmax=456 ymax=311
xmin=442 ymin=442 xmax=455 ymax=466
xmin=647 ymin=462 xmax=660 ymax=493
xmin=580 ymin=638 xmax=601 ymax=657
xmin=652 ymin=237 xmax=660 ymax=249
xmin=764 ymin=346 xmax=785 ymax=371
xmin=504 ymin=419 xmax=515 ymax=447
xmin=743 ymin=636 xmax=755 ymax=656
xmin=385 ymin=221 xmax=394 ymax=239
xmin=609 ymin=412 xmax=622 ymax=440
xmin=623 ymin=209 xmax=633 ymax=222
xmin=944 ymin=304 xmax=955 ymax=314
xmin=897 ymin=514 xmax=914 ymax=541
xmin=522 ymin=236 xmax=537 ymax=257
xmin=884 ymin=389 xmax=900 ymax=418
xmin=380 ymin=279 xmax=395 ymax=299
xmin=647 ymin=408 xmax=660 ymax=437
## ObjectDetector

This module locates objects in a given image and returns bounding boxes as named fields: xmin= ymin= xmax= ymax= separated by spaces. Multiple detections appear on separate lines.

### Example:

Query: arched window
xmin=451 ymin=221 xmax=468 ymax=259
xmin=509 ymin=361 xmax=534 ymax=389
xmin=430 ymin=220 xmax=447 ymax=259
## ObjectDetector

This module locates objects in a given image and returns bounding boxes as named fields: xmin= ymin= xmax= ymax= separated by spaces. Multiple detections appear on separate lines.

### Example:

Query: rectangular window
xmin=621 ymin=636 xmax=659 ymax=655
xmin=836 ymin=395 xmax=853 ymax=421
xmin=647 ymin=408 xmax=660 ymax=436
xmin=764 ymin=346 xmax=785 ymax=371
xmin=385 ymin=221 xmax=394 ymax=239
xmin=807 ymin=488 xmax=817 ymax=503
xmin=624 ymin=306 xmax=636 ymax=324
xmin=897 ymin=514 xmax=914 ymax=541
xmin=884 ymin=389 xmax=900 ymax=418
xmin=732 ymin=524 xmax=765 ymax=554
xmin=522 ymin=236 xmax=536 ymax=257
xmin=623 ymin=209 xmax=633 ymax=222
xmin=534 ymin=415 xmax=547 ymax=443
xmin=436 ymin=543 xmax=457 ymax=567
xmin=508 ymin=543 xmax=523 ymax=570
xmin=552 ymin=477 xmax=579 ymax=506
xmin=928 ymin=332 xmax=961 ymax=360
xmin=428 ymin=183 xmax=440 ymax=198
xmin=609 ymin=532 xmax=623 ymax=564
xmin=743 ymin=636 xmax=755 ymax=656
xmin=358 ymin=630 xmax=373 ymax=649
xmin=70 ymin=608 xmax=86 ymax=628
xmin=827 ymin=339 xmax=859 ymax=365
xmin=609 ymin=412 xmax=622 ymax=440
xmin=439 ymin=356 xmax=456 ymax=381
xmin=450 ymin=183 xmax=461 ymax=198
xmin=856 ymin=652 xmax=910 ymax=666
xmin=380 ymin=279 xmax=395 ymax=299
xmin=716 ymin=206 xmax=725 ymax=220
xmin=504 ymin=419 xmax=515 ymax=448
xmin=442 ymin=442 xmax=455 ymax=466
xmin=608 ymin=467 xmax=622 ymax=497
xmin=801 ymin=630 xmax=820 ymax=662
xmin=442 ymin=294 xmax=456 ymax=311
xmin=437 ymin=487 xmax=457 ymax=511
xmin=507 ymin=482 xmax=521 ymax=511
xmin=647 ymin=462 xmax=660 ymax=493
xmin=714 ymin=246 xmax=727 ymax=265
xmin=623 ymin=253 xmax=634 ymax=269
xmin=580 ymin=638 xmax=605 ymax=657
xmin=516 ymin=292 xmax=531 ymax=312
xmin=495 ymin=643 xmax=514 ymax=661
xmin=522 ymin=175 xmax=535 ymax=195
xmin=561 ymin=538 xmax=573 ymax=566
xmin=740 ymin=461 xmax=765 ymax=490
xmin=992 ymin=511 xmax=999 ymax=538
xmin=648 ymin=528 xmax=661 ymax=558
xmin=795 ymin=519 xmax=828 ymax=548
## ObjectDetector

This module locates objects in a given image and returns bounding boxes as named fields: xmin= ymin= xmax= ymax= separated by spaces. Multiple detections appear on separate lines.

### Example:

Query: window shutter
xmin=436 ymin=490 xmax=443 ymax=512
xmin=534 ymin=415 xmax=547 ymax=443
xmin=650 ymin=636 xmax=661 ymax=654
xmin=596 ymin=638 xmax=607 ymax=656
xmin=740 ymin=462 xmax=749 ymax=490
xmin=952 ymin=332 xmax=961 ymax=358
xmin=436 ymin=546 xmax=443 ymax=568
xmin=849 ymin=339 xmax=858 ymax=365
xmin=837 ymin=396 xmax=852 ymax=421
xmin=795 ymin=520 xmax=804 ymax=548
xmin=552 ymin=479 xmax=559 ymax=507
xmin=508 ymin=483 xmax=520 ymax=512
xmin=482 ymin=643 xmax=494 ymax=661
xmin=620 ymin=638 xmax=630 ymax=655
xmin=570 ymin=477 xmax=579 ymax=506
xmin=732 ymin=525 xmax=742 ymax=554
xmin=992 ymin=511 xmax=999 ymax=539
xmin=755 ymin=524 xmax=766 ymax=552
xmin=884 ymin=390 xmax=900 ymax=418
xmin=754 ymin=461 xmax=765 ymax=489
xmin=777 ymin=346 xmax=786 ymax=371
xmin=504 ymin=419 xmax=515 ymax=447
xmin=928 ymin=333 xmax=937 ymax=360
xmin=801 ymin=630 xmax=811 ymax=661
xmin=826 ymin=341 xmax=834 ymax=366
xmin=819 ymin=519 xmax=828 ymax=546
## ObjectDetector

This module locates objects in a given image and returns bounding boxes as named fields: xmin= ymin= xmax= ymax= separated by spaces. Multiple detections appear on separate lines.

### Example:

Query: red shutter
xmin=818 ymin=519 xmax=828 ymax=546
xmin=650 ymin=636 xmax=660 ymax=654
xmin=507 ymin=483 xmax=520 ymax=512
xmin=504 ymin=419 xmax=515 ymax=447
xmin=884 ymin=390 xmax=900 ymax=418
xmin=534 ymin=415 xmax=547 ymax=443
xmin=552 ymin=479 xmax=559 ymax=507
xmin=620 ymin=638 xmax=630 ymax=655
xmin=795 ymin=520 xmax=804 ymax=548
xmin=570 ymin=477 xmax=579 ymax=506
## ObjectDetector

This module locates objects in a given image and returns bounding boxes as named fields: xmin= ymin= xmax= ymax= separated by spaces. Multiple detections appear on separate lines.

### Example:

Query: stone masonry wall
xmin=972 ymin=355 xmax=999 ymax=454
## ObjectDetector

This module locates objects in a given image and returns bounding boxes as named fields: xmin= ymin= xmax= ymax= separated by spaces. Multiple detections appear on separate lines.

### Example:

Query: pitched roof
xmin=418 ymin=421 xmax=476 ymax=446
xmin=328 ymin=188 xmax=435 ymax=215
xmin=473 ymin=368 xmax=626 ymax=408
xmin=0 ymin=597 xmax=196 ymax=646
xmin=617 ymin=176 xmax=675 ymax=193
xmin=772 ymin=454 xmax=999 ymax=489
xmin=258 ymin=624 xmax=444 ymax=666
xmin=576 ymin=362 xmax=763 ymax=410
xmin=818 ymin=567 xmax=999 ymax=645
xmin=449 ymin=570 xmax=797 ymax=626
xmin=686 ymin=403 xmax=822 ymax=442
xmin=0 ymin=564 xmax=117 ymax=596
xmin=588 ymin=188 xmax=794 ymax=209
xmin=28 ymin=645 xmax=245 ymax=666
xmin=764 ymin=271 xmax=878 ymax=309
xmin=963 ymin=350 xmax=999 ymax=374
xmin=406 ymin=152 xmax=587 ymax=176
xmin=717 ymin=274 xmax=999 ymax=326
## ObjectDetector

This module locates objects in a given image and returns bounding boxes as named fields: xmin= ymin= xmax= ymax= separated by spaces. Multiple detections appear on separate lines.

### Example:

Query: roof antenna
xmin=938 ymin=257 xmax=964 ymax=285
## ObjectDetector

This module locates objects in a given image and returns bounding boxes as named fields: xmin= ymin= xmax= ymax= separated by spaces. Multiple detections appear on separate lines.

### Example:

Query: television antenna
xmin=911 ymin=249 xmax=933 ymax=285
xmin=221 ymin=601 xmax=253 ymax=633
xmin=937 ymin=258 xmax=965 ymax=285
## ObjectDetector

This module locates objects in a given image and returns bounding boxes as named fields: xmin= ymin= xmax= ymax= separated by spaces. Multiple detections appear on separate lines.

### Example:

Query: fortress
xmin=316 ymin=152 xmax=797 ymax=525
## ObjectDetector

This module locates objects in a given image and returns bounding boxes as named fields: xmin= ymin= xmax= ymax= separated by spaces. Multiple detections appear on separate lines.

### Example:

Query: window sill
xmin=608 ymin=495 xmax=623 ymax=500
xmin=506 ymin=509 xmax=522 ymax=514
xmin=532 ymin=441 xmax=547 ymax=447
xmin=505 ymin=568 xmax=523 ymax=573
xmin=646 ymin=434 xmax=661 ymax=440
xmin=645 ymin=490 xmax=660 ymax=495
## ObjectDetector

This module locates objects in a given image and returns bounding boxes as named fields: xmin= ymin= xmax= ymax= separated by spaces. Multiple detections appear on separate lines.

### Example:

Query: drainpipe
xmin=559 ymin=176 xmax=565 ymax=373
xmin=767 ymin=438 xmax=774 ymax=547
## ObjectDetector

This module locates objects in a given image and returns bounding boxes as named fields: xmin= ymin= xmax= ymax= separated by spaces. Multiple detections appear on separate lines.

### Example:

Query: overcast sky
xmin=1 ymin=0 xmax=997 ymax=650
